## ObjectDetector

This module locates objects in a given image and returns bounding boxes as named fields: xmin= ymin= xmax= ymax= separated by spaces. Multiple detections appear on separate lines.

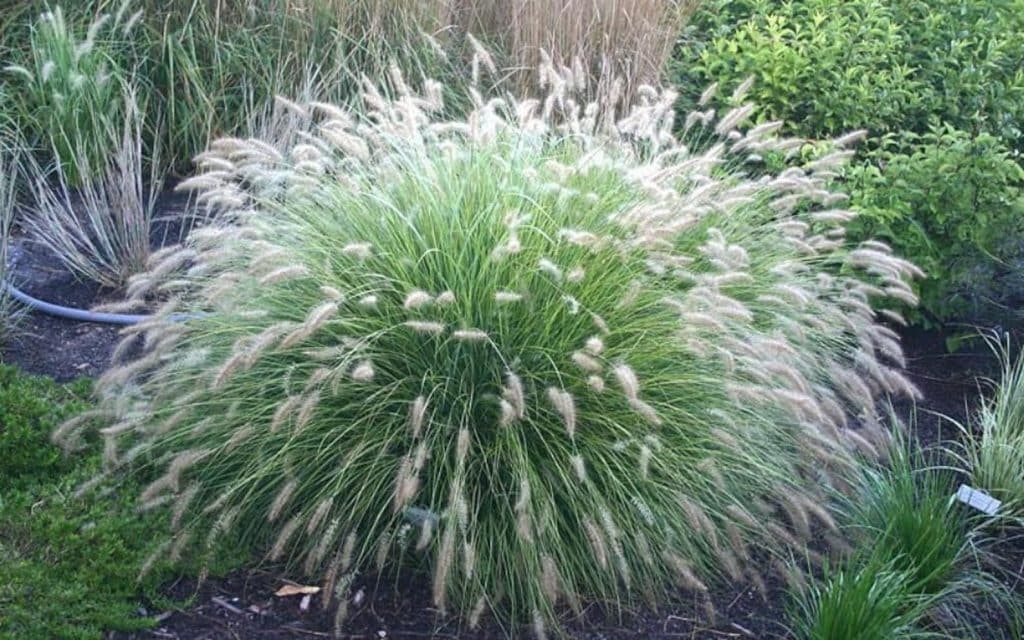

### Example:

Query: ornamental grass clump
xmin=789 ymin=434 xmax=1021 ymax=639
xmin=959 ymin=335 xmax=1024 ymax=521
xmin=0 ymin=144 xmax=21 ymax=341
xmin=57 ymin=65 xmax=922 ymax=635
xmin=3 ymin=4 xmax=140 ymax=184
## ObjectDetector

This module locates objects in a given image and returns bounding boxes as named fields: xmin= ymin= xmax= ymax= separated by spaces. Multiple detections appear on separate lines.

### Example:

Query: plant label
xmin=955 ymin=484 xmax=1001 ymax=516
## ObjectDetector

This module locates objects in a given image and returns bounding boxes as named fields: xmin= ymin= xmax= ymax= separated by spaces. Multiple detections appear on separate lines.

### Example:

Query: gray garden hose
xmin=2 ymin=280 xmax=150 ymax=325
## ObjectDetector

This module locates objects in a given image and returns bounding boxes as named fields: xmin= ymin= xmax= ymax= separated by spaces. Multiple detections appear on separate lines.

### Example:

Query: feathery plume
xmin=503 ymin=371 xmax=526 ymax=419
xmin=403 ymin=290 xmax=433 ymax=309
xmin=547 ymin=387 xmax=576 ymax=437
xmin=409 ymin=395 xmax=428 ymax=438
xmin=571 ymin=351 xmax=602 ymax=373
xmin=495 ymin=291 xmax=524 ymax=303
xmin=270 ymin=516 xmax=301 ymax=560
xmin=453 ymin=329 xmax=489 ymax=342
xmin=268 ymin=479 xmax=299 ymax=522
xmin=351 ymin=360 xmax=375 ymax=382
xmin=405 ymin=320 xmax=445 ymax=335
xmin=260 ymin=265 xmax=308 ymax=285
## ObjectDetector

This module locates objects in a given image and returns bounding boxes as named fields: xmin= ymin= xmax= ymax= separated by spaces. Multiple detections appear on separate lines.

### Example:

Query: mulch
xmin=1 ymin=191 xmax=1020 ymax=639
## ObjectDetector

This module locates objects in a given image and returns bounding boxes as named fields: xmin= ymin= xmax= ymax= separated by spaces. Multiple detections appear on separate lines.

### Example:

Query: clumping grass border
xmin=955 ymin=334 xmax=1024 ymax=521
xmin=786 ymin=424 xmax=1024 ymax=640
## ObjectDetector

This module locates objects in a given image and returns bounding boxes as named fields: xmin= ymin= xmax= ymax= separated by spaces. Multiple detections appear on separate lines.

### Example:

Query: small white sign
xmin=955 ymin=484 xmax=1001 ymax=516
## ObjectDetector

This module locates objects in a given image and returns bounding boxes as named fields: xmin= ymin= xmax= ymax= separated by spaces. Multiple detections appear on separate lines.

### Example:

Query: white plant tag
xmin=955 ymin=484 xmax=1001 ymax=516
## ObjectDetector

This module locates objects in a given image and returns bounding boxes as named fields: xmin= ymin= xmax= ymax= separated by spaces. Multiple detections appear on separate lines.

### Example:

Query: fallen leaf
xmin=299 ymin=594 xmax=312 ymax=611
xmin=275 ymin=584 xmax=321 ymax=597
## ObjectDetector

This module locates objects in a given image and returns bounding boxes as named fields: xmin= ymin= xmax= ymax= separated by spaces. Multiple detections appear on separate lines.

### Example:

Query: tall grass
xmin=959 ymin=335 xmax=1024 ymax=521
xmin=2 ymin=4 xmax=142 ymax=184
xmin=23 ymin=89 xmax=167 ymax=288
xmin=56 ymin=60 xmax=923 ymax=634
xmin=0 ymin=142 xmax=21 ymax=341
xmin=2 ymin=1 xmax=700 ymax=174
xmin=449 ymin=0 xmax=701 ymax=103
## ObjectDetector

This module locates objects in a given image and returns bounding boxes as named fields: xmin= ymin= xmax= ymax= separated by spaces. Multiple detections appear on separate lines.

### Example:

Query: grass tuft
xmin=789 ymin=429 xmax=1021 ymax=639
xmin=959 ymin=335 xmax=1024 ymax=521
xmin=58 ymin=64 xmax=921 ymax=632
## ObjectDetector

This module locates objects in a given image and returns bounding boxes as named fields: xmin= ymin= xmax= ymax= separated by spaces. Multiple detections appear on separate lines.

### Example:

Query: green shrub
xmin=675 ymin=0 xmax=922 ymax=138
xmin=846 ymin=125 xmax=1024 ymax=326
xmin=896 ymin=0 xmax=1024 ymax=154
xmin=674 ymin=0 xmax=1024 ymax=145
xmin=56 ymin=67 xmax=921 ymax=634
xmin=672 ymin=0 xmax=1024 ymax=328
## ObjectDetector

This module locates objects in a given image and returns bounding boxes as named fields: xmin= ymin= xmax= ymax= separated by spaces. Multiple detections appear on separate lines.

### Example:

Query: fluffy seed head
xmin=546 ymin=387 xmax=576 ymax=438
xmin=452 ymin=329 xmax=489 ymax=342
xmin=403 ymin=290 xmax=433 ymax=309
xmin=350 ymin=360 xmax=375 ymax=382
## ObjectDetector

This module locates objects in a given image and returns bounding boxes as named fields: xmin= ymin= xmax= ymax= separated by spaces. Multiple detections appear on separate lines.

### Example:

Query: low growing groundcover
xmin=0 ymin=365 xmax=162 ymax=638
xmin=0 ymin=366 xmax=245 ymax=640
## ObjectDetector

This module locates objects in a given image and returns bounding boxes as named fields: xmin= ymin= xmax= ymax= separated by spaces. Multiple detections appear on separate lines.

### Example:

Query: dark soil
xmin=2 ymin=190 xmax=194 ymax=381
xmin=3 ymin=233 xmax=122 ymax=380
xmin=110 ymin=565 xmax=791 ymax=640
xmin=1 ymin=192 xmax=1019 ymax=639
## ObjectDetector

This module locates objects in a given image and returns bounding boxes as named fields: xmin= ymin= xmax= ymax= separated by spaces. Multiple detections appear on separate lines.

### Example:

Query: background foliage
xmin=672 ymin=0 xmax=1024 ymax=327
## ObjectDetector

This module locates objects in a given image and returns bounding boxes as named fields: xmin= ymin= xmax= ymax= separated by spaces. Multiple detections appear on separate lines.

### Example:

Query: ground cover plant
xmin=50 ymin=52 xmax=926 ymax=636
xmin=0 ymin=366 xmax=176 ymax=639
xmin=670 ymin=0 xmax=1024 ymax=328
xmin=788 ymin=435 xmax=1020 ymax=639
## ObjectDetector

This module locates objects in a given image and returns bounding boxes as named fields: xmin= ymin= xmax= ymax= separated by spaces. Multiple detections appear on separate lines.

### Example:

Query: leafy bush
xmin=896 ymin=0 xmax=1024 ymax=154
xmin=56 ymin=68 xmax=921 ymax=634
xmin=676 ymin=0 xmax=922 ymax=138
xmin=789 ymin=437 xmax=1020 ymax=639
xmin=672 ymin=0 xmax=1024 ymax=328
xmin=846 ymin=126 xmax=1024 ymax=326
xmin=674 ymin=0 xmax=1024 ymax=145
